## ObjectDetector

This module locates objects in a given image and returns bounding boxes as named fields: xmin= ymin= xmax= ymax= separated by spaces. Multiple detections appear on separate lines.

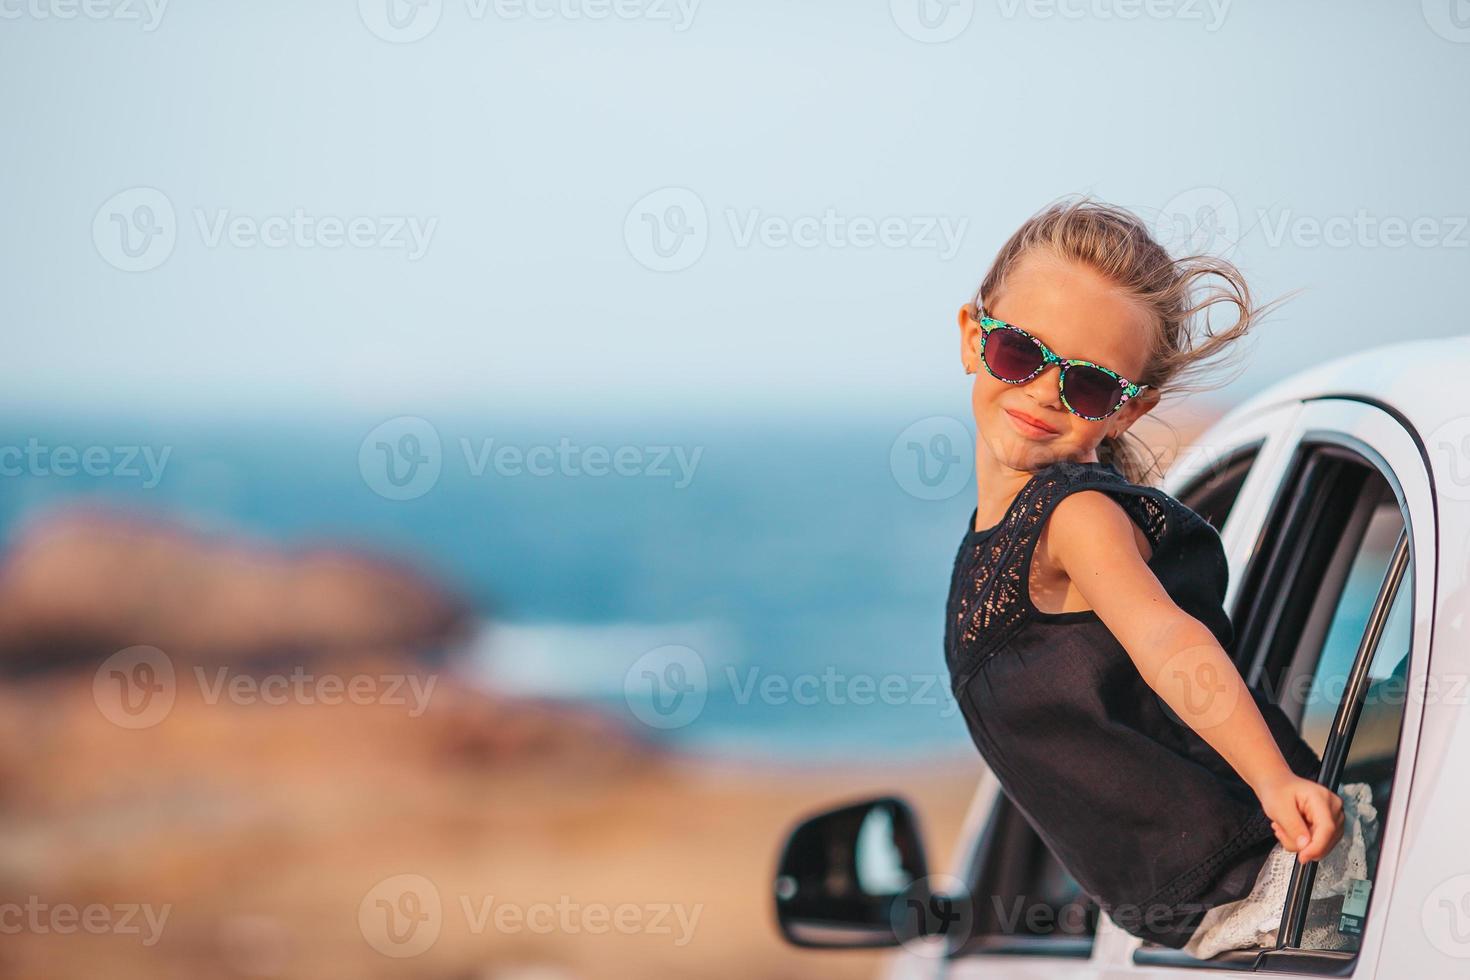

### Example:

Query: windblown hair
xmin=973 ymin=194 xmax=1297 ymax=485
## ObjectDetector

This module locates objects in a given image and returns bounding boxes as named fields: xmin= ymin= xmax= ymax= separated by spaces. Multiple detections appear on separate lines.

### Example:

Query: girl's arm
xmin=1045 ymin=490 xmax=1345 ymax=865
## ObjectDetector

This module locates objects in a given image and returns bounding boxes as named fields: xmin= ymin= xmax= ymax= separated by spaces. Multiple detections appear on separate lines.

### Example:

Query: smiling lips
xmin=1005 ymin=408 xmax=1060 ymax=437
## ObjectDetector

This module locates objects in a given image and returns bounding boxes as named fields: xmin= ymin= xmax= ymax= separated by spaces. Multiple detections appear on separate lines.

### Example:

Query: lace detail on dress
xmin=1182 ymin=782 xmax=1380 ymax=960
xmin=946 ymin=460 xmax=1172 ymax=685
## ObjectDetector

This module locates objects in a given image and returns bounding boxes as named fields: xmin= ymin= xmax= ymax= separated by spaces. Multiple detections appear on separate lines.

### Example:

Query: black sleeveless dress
xmin=943 ymin=458 xmax=1322 ymax=948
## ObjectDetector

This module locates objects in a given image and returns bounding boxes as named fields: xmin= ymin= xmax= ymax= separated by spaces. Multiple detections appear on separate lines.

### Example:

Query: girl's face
xmin=957 ymin=250 xmax=1159 ymax=471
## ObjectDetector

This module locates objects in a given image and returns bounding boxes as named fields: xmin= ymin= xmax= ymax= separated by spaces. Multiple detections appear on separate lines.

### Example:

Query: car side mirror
xmin=773 ymin=795 xmax=951 ymax=949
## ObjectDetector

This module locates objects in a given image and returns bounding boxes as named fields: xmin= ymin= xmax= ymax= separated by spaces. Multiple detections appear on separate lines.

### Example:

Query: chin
xmin=984 ymin=431 xmax=1052 ymax=472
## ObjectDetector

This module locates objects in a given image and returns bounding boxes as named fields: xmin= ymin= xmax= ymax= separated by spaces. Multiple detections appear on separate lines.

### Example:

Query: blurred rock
xmin=0 ymin=507 xmax=474 ymax=676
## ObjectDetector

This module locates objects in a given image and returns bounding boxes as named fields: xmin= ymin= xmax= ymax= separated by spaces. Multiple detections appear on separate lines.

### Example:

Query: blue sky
xmin=3 ymin=1 xmax=1467 ymax=421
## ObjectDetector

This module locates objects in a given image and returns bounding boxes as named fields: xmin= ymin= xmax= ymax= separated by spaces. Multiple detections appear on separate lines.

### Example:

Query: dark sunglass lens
xmin=1063 ymin=365 xmax=1126 ymax=418
xmin=984 ymin=327 xmax=1043 ymax=381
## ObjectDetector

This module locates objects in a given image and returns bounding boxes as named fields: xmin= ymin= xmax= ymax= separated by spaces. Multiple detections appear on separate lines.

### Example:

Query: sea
xmin=0 ymin=407 xmax=985 ymax=763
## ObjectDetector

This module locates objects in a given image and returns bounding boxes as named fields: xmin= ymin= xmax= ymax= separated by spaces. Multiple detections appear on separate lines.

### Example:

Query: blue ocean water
xmin=0 ymin=408 xmax=981 ymax=761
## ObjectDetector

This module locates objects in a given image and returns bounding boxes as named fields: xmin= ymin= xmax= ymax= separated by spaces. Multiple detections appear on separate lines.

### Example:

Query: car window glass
xmin=1300 ymin=557 xmax=1411 ymax=954
xmin=1298 ymin=502 xmax=1407 ymax=753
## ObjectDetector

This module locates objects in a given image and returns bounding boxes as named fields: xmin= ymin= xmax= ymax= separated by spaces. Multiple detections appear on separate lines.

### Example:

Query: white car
xmin=773 ymin=338 xmax=1470 ymax=978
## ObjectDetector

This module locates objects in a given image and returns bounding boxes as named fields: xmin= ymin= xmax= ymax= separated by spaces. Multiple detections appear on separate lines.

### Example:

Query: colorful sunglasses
xmin=970 ymin=305 xmax=1150 ymax=421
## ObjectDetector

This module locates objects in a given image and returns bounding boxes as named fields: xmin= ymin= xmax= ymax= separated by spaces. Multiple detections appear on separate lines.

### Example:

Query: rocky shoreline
xmin=0 ymin=507 xmax=980 ymax=978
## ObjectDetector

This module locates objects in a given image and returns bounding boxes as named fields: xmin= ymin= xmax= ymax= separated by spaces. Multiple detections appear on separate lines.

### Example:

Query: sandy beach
xmin=0 ymin=671 xmax=980 ymax=979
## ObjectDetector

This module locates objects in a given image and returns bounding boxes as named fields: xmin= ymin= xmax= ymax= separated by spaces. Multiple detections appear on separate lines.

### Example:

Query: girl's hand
xmin=1257 ymin=775 xmax=1344 ymax=865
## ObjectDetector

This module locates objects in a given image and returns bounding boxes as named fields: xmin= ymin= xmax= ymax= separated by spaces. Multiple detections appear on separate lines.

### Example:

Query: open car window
xmin=1134 ymin=438 xmax=1418 ymax=973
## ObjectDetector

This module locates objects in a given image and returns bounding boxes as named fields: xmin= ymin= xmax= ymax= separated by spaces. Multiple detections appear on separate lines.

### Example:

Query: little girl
xmin=943 ymin=197 xmax=1377 ymax=955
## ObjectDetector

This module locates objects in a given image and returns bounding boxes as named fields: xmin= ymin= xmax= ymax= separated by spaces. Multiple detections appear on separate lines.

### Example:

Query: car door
xmin=1113 ymin=397 xmax=1434 ymax=977
xmin=928 ymin=403 xmax=1306 ymax=980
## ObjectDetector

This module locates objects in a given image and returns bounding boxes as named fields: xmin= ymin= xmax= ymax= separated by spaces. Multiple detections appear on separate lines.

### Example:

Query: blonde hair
xmin=973 ymin=194 xmax=1297 ymax=485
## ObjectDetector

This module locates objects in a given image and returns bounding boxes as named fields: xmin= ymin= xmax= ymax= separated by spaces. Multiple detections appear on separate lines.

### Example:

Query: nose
xmin=1022 ymin=364 xmax=1065 ymax=412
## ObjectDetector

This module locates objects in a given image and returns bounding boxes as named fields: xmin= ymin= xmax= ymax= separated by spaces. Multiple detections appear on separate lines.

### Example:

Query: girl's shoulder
xmin=963 ymin=456 xmax=1221 ymax=552
xmin=1049 ymin=459 xmax=1224 ymax=561
xmin=968 ymin=457 xmax=1218 ymax=575
xmin=1014 ymin=459 xmax=1171 ymax=542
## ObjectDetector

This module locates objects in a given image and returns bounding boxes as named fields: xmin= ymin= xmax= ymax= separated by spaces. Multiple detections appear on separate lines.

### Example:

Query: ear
xmin=958 ymin=303 xmax=981 ymax=374
xmin=1108 ymin=386 xmax=1161 ymax=438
